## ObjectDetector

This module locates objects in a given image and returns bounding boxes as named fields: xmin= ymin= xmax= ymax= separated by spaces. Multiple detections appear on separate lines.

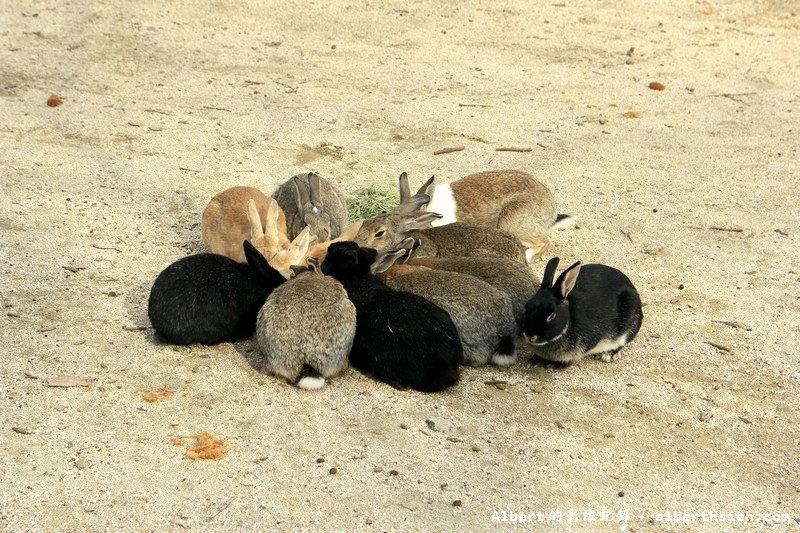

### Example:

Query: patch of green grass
xmin=346 ymin=185 xmax=400 ymax=223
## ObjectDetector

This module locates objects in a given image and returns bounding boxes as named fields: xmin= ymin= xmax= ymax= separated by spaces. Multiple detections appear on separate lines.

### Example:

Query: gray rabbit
xmin=272 ymin=172 xmax=348 ymax=242
xmin=254 ymin=260 xmax=356 ymax=389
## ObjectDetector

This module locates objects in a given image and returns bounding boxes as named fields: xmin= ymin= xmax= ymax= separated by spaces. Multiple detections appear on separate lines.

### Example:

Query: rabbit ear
xmin=398 ymin=172 xmax=410 ymax=203
xmin=289 ymin=226 xmax=311 ymax=255
xmin=396 ymin=194 xmax=431 ymax=215
xmin=293 ymin=178 xmax=309 ymax=211
xmin=247 ymin=199 xmax=264 ymax=240
xmin=308 ymin=172 xmax=322 ymax=204
xmin=541 ymin=257 xmax=560 ymax=288
xmin=416 ymin=175 xmax=435 ymax=197
xmin=370 ymin=249 xmax=405 ymax=274
xmin=243 ymin=240 xmax=275 ymax=279
xmin=265 ymin=199 xmax=282 ymax=240
xmin=555 ymin=261 xmax=582 ymax=300
xmin=401 ymin=212 xmax=442 ymax=232
xmin=306 ymin=256 xmax=320 ymax=271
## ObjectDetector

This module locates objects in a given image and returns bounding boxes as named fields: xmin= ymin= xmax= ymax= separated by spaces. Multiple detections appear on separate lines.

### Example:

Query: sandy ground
xmin=2 ymin=0 xmax=799 ymax=531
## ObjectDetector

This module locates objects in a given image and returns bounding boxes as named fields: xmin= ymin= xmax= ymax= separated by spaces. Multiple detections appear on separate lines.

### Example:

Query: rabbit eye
xmin=546 ymin=312 xmax=556 ymax=322
xmin=375 ymin=230 xmax=386 ymax=238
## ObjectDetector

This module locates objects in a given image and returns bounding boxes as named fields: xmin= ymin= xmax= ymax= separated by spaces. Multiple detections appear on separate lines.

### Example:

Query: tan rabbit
xmin=412 ymin=170 xmax=573 ymax=262
xmin=255 ymin=262 xmax=356 ymax=390
xmin=376 ymin=263 xmax=517 ymax=367
xmin=247 ymin=198 xmax=311 ymax=279
xmin=201 ymin=186 xmax=289 ymax=263
xmin=407 ymin=255 xmax=540 ymax=331
xmin=303 ymin=219 xmax=364 ymax=265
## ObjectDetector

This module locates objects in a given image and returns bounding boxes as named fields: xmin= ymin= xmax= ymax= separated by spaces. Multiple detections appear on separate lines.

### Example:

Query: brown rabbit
xmin=255 ymin=262 xmax=356 ymax=390
xmin=247 ymin=198 xmax=311 ymax=279
xmin=413 ymin=170 xmax=573 ymax=262
xmin=356 ymin=211 xmax=528 ymax=264
xmin=407 ymin=255 xmax=540 ymax=331
xmin=201 ymin=186 xmax=288 ymax=263
xmin=376 ymin=263 xmax=517 ymax=367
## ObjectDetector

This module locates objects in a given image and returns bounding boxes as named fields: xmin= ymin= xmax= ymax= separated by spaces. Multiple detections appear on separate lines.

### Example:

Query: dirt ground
xmin=1 ymin=0 xmax=799 ymax=531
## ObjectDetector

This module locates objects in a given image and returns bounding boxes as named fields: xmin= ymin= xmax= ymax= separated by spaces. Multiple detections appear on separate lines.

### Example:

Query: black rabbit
xmin=524 ymin=257 xmax=642 ymax=365
xmin=148 ymin=241 xmax=285 ymax=345
xmin=320 ymin=241 xmax=463 ymax=392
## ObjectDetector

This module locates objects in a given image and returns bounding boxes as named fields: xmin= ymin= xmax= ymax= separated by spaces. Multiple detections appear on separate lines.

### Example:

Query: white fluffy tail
xmin=297 ymin=375 xmax=325 ymax=390
xmin=551 ymin=214 xmax=577 ymax=231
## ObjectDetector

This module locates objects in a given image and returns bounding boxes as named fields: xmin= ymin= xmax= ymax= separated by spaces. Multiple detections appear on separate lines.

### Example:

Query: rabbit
xmin=407 ymin=170 xmax=575 ymax=262
xmin=148 ymin=241 xmax=286 ymax=346
xmin=523 ymin=257 xmax=643 ymax=366
xmin=303 ymin=219 xmax=364 ymax=264
xmin=247 ymin=198 xmax=312 ymax=279
xmin=201 ymin=186 xmax=288 ymax=263
xmin=356 ymin=211 xmax=528 ymax=263
xmin=377 ymin=264 xmax=517 ymax=366
xmin=407 ymin=255 xmax=540 ymax=331
xmin=320 ymin=241 xmax=463 ymax=392
xmin=254 ymin=260 xmax=356 ymax=390
xmin=272 ymin=171 xmax=349 ymax=242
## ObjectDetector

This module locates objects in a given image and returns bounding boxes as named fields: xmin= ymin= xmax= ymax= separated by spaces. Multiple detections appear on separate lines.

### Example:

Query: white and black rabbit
xmin=320 ymin=241 xmax=463 ymax=392
xmin=523 ymin=257 xmax=642 ymax=365
xmin=148 ymin=241 xmax=285 ymax=345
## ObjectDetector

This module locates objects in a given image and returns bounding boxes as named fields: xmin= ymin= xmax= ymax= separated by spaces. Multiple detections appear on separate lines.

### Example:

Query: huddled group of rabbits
xmin=148 ymin=170 xmax=643 ymax=392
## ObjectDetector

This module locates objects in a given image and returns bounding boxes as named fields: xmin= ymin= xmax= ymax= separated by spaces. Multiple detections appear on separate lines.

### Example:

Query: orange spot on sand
xmin=171 ymin=432 xmax=227 ymax=460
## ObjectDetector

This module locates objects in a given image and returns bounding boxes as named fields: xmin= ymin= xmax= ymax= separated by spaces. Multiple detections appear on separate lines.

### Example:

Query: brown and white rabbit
xmin=247 ymin=198 xmax=311 ymax=279
xmin=354 ymin=173 xmax=528 ymax=262
xmin=201 ymin=186 xmax=288 ymax=263
xmin=407 ymin=255 xmax=540 ymax=331
xmin=272 ymin=172 xmax=349 ymax=242
xmin=255 ymin=260 xmax=356 ymax=390
xmin=376 ymin=263 xmax=517 ymax=367
xmin=409 ymin=170 xmax=574 ymax=262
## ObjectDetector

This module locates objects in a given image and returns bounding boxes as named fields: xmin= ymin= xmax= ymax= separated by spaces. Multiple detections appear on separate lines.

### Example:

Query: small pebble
xmin=12 ymin=426 xmax=32 ymax=435
xmin=649 ymin=81 xmax=666 ymax=91
xmin=532 ymin=385 xmax=545 ymax=394
xmin=618 ymin=491 xmax=625 ymax=497
xmin=400 ymin=423 xmax=408 ymax=430
xmin=316 ymin=457 xmax=325 ymax=464
xmin=25 ymin=372 xmax=40 ymax=379
xmin=425 ymin=418 xmax=452 ymax=432
xmin=389 ymin=470 xmax=399 ymax=476
xmin=7 ymin=310 xmax=19 ymax=317
xmin=47 ymin=94 xmax=63 ymax=107
xmin=75 ymin=457 xmax=87 ymax=470
xmin=678 ymin=284 xmax=685 ymax=290
xmin=373 ymin=466 xmax=384 ymax=473
xmin=452 ymin=500 xmax=462 ymax=507
xmin=440 ymin=483 xmax=448 ymax=490
xmin=471 ymin=445 xmax=481 ymax=452
xmin=329 ymin=467 xmax=337 ymax=475
xmin=604 ymin=432 xmax=615 ymax=439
